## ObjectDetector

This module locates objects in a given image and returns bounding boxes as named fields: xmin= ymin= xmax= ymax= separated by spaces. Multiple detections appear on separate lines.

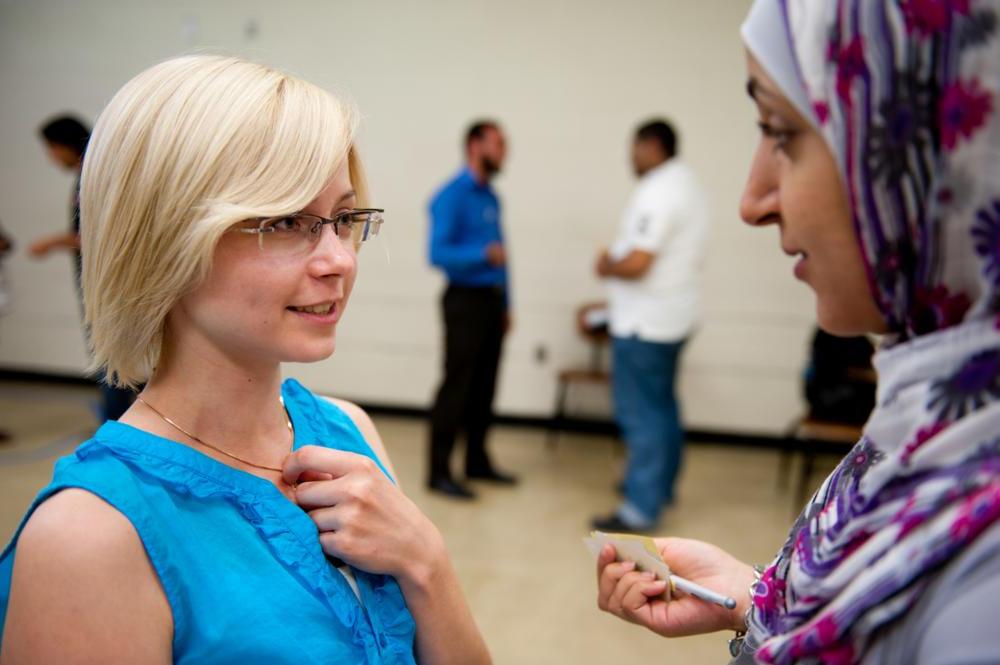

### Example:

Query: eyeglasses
xmin=238 ymin=208 xmax=384 ymax=254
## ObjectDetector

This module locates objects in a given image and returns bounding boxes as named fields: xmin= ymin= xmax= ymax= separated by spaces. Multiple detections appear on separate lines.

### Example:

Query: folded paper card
xmin=584 ymin=530 xmax=671 ymax=600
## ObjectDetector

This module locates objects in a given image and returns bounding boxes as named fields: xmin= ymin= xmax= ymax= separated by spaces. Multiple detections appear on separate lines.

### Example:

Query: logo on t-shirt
xmin=636 ymin=214 xmax=651 ymax=235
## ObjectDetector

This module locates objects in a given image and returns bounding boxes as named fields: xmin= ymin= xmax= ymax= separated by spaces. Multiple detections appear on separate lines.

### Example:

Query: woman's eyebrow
xmin=328 ymin=189 xmax=357 ymax=215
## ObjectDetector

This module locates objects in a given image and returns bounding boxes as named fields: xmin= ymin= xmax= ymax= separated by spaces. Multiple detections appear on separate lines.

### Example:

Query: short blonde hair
xmin=81 ymin=55 xmax=365 ymax=388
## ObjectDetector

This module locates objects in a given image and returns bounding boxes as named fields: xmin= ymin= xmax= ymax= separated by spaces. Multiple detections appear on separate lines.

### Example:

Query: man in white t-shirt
xmin=592 ymin=119 xmax=710 ymax=532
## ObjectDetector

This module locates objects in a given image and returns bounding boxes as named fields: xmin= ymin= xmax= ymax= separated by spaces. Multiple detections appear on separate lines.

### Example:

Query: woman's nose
xmin=740 ymin=141 xmax=781 ymax=227
xmin=308 ymin=225 xmax=356 ymax=277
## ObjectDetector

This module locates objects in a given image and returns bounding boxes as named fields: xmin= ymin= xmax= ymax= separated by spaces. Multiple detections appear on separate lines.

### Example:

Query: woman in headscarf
xmin=597 ymin=1 xmax=1000 ymax=662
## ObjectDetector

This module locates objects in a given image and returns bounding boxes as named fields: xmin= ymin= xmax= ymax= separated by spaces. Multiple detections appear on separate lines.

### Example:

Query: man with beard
xmin=426 ymin=120 xmax=517 ymax=499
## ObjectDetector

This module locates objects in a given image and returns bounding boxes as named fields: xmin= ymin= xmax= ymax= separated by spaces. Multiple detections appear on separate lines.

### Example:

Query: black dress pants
xmin=429 ymin=285 xmax=505 ymax=481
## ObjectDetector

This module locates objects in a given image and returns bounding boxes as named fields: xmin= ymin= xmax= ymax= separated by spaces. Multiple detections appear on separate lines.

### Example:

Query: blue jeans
xmin=612 ymin=335 xmax=686 ymax=525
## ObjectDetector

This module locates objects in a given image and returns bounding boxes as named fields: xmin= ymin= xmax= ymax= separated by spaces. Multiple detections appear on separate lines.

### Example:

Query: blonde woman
xmin=0 ymin=56 xmax=490 ymax=665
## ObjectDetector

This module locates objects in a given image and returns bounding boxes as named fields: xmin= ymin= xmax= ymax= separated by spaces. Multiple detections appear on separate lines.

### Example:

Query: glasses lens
xmin=257 ymin=211 xmax=382 ymax=254
xmin=259 ymin=215 xmax=316 ymax=254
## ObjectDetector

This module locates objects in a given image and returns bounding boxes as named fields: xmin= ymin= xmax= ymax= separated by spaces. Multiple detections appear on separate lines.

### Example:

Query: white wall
xmin=0 ymin=0 xmax=817 ymax=434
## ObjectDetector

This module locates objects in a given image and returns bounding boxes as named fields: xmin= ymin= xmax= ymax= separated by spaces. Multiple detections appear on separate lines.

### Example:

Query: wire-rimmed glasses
xmin=238 ymin=208 xmax=384 ymax=254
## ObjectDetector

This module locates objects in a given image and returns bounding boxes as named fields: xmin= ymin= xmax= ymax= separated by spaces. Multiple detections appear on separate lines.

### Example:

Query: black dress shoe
xmin=427 ymin=477 xmax=477 ymax=500
xmin=590 ymin=513 xmax=652 ymax=534
xmin=466 ymin=468 xmax=519 ymax=485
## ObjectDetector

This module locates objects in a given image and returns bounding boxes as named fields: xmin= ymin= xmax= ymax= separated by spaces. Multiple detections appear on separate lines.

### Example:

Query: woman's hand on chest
xmin=283 ymin=445 xmax=447 ymax=586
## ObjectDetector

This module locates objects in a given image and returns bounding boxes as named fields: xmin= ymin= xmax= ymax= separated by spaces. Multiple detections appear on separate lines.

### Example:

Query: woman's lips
xmin=781 ymin=243 xmax=808 ymax=281
xmin=287 ymin=302 xmax=340 ymax=325
xmin=793 ymin=254 xmax=808 ymax=281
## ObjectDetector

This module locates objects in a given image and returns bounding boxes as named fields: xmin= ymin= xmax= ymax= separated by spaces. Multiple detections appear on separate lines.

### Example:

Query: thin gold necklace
xmin=136 ymin=395 xmax=294 ymax=474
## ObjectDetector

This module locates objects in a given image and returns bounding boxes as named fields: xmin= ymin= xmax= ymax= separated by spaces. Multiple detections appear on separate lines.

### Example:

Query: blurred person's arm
xmin=1 ymin=489 xmax=173 ymax=664
xmin=29 ymin=232 xmax=81 ymax=257
xmin=596 ymin=248 xmax=656 ymax=279
xmin=495 ymin=215 xmax=511 ymax=332
xmin=597 ymin=183 xmax=681 ymax=280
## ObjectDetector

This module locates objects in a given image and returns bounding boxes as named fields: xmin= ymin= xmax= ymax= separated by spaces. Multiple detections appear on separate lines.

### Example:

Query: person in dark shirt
xmin=30 ymin=116 xmax=88 ymax=277
xmin=31 ymin=115 xmax=135 ymax=422
xmin=804 ymin=328 xmax=875 ymax=426
xmin=426 ymin=120 xmax=517 ymax=499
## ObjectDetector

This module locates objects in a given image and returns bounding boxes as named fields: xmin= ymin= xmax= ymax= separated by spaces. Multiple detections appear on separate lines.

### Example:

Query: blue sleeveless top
xmin=0 ymin=379 xmax=417 ymax=664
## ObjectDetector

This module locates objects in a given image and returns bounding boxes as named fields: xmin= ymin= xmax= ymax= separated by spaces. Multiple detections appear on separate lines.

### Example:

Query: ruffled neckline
xmin=95 ymin=379 xmax=325 ymax=493
xmin=76 ymin=380 xmax=392 ymax=656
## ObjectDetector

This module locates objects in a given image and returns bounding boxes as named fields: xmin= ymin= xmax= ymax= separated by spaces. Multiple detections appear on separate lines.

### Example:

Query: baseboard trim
xmin=333 ymin=402 xmax=791 ymax=450
xmin=0 ymin=367 xmax=793 ymax=449
xmin=0 ymin=368 xmax=95 ymax=386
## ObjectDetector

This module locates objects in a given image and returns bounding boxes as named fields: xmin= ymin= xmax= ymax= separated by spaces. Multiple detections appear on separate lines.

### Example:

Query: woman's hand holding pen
xmin=284 ymin=446 xmax=447 ymax=587
xmin=596 ymin=537 xmax=756 ymax=637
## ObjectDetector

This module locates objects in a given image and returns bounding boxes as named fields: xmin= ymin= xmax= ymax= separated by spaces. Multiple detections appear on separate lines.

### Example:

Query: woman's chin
xmin=815 ymin=285 xmax=889 ymax=337
xmin=282 ymin=338 xmax=337 ymax=364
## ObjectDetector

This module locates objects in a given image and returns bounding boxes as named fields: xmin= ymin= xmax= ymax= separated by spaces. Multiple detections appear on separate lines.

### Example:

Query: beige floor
xmin=0 ymin=380 xmax=832 ymax=664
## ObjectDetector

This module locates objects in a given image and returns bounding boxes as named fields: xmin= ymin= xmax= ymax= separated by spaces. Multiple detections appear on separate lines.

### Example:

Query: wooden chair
xmin=547 ymin=302 xmax=611 ymax=448
xmin=780 ymin=416 xmax=864 ymax=511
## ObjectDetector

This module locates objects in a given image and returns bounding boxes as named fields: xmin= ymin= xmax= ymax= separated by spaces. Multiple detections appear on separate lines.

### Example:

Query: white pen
xmin=669 ymin=575 xmax=737 ymax=610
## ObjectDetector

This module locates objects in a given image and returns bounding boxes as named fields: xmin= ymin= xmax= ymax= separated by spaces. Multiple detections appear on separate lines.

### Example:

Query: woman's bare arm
xmin=1 ymin=489 xmax=172 ymax=664
xmin=327 ymin=397 xmax=398 ymax=480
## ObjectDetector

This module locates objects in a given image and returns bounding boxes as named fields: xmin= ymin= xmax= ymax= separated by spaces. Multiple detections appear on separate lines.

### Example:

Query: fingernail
xmin=641 ymin=571 xmax=656 ymax=581
xmin=622 ymin=561 xmax=636 ymax=571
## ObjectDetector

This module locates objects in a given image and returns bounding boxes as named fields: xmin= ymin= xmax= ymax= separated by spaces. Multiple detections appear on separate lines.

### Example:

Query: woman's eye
xmin=333 ymin=211 xmax=356 ymax=238
xmin=757 ymin=122 xmax=796 ymax=151
xmin=270 ymin=216 xmax=302 ymax=232
xmin=336 ymin=220 xmax=356 ymax=239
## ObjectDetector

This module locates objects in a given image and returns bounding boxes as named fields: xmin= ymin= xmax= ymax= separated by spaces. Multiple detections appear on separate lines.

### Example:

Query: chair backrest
xmin=576 ymin=302 xmax=609 ymax=372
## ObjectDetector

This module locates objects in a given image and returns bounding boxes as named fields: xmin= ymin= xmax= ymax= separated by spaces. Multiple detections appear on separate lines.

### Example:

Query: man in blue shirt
xmin=427 ymin=121 xmax=517 ymax=499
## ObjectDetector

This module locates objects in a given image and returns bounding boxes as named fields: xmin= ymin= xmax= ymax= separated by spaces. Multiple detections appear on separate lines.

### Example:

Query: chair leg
xmin=777 ymin=447 xmax=793 ymax=490
xmin=547 ymin=379 xmax=569 ymax=450
xmin=795 ymin=447 xmax=817 ymax=512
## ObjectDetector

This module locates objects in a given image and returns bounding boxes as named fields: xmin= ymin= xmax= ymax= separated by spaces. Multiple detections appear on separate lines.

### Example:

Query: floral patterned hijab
xmin=742 ymin=1 xmax=1000 ymax=662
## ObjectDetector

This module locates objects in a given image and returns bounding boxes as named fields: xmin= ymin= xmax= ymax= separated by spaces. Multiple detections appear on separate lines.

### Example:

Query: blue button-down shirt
xmin=428 ymin=168 xmax=509 ymax=303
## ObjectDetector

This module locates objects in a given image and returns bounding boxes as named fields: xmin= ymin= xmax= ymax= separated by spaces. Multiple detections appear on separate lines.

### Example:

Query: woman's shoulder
xmin=18 ymin=487 xmax=144 ymax=564
xmin=281 ymin=378 xmax=361 ymax=430
xmin=39 ymin=428 xmax=166 ymax=505
xmin=323 ymin=395 xmax=376 ymax=435
xmin=3 ymin=488 xmax=172 ymax=662
xmin=9 ymin=440 xmax=166 ymax=581
xmin=865 ymin=520 xmax=1000 ymax=664
xmin=321 ymin=396 xmax=396 ymax=480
